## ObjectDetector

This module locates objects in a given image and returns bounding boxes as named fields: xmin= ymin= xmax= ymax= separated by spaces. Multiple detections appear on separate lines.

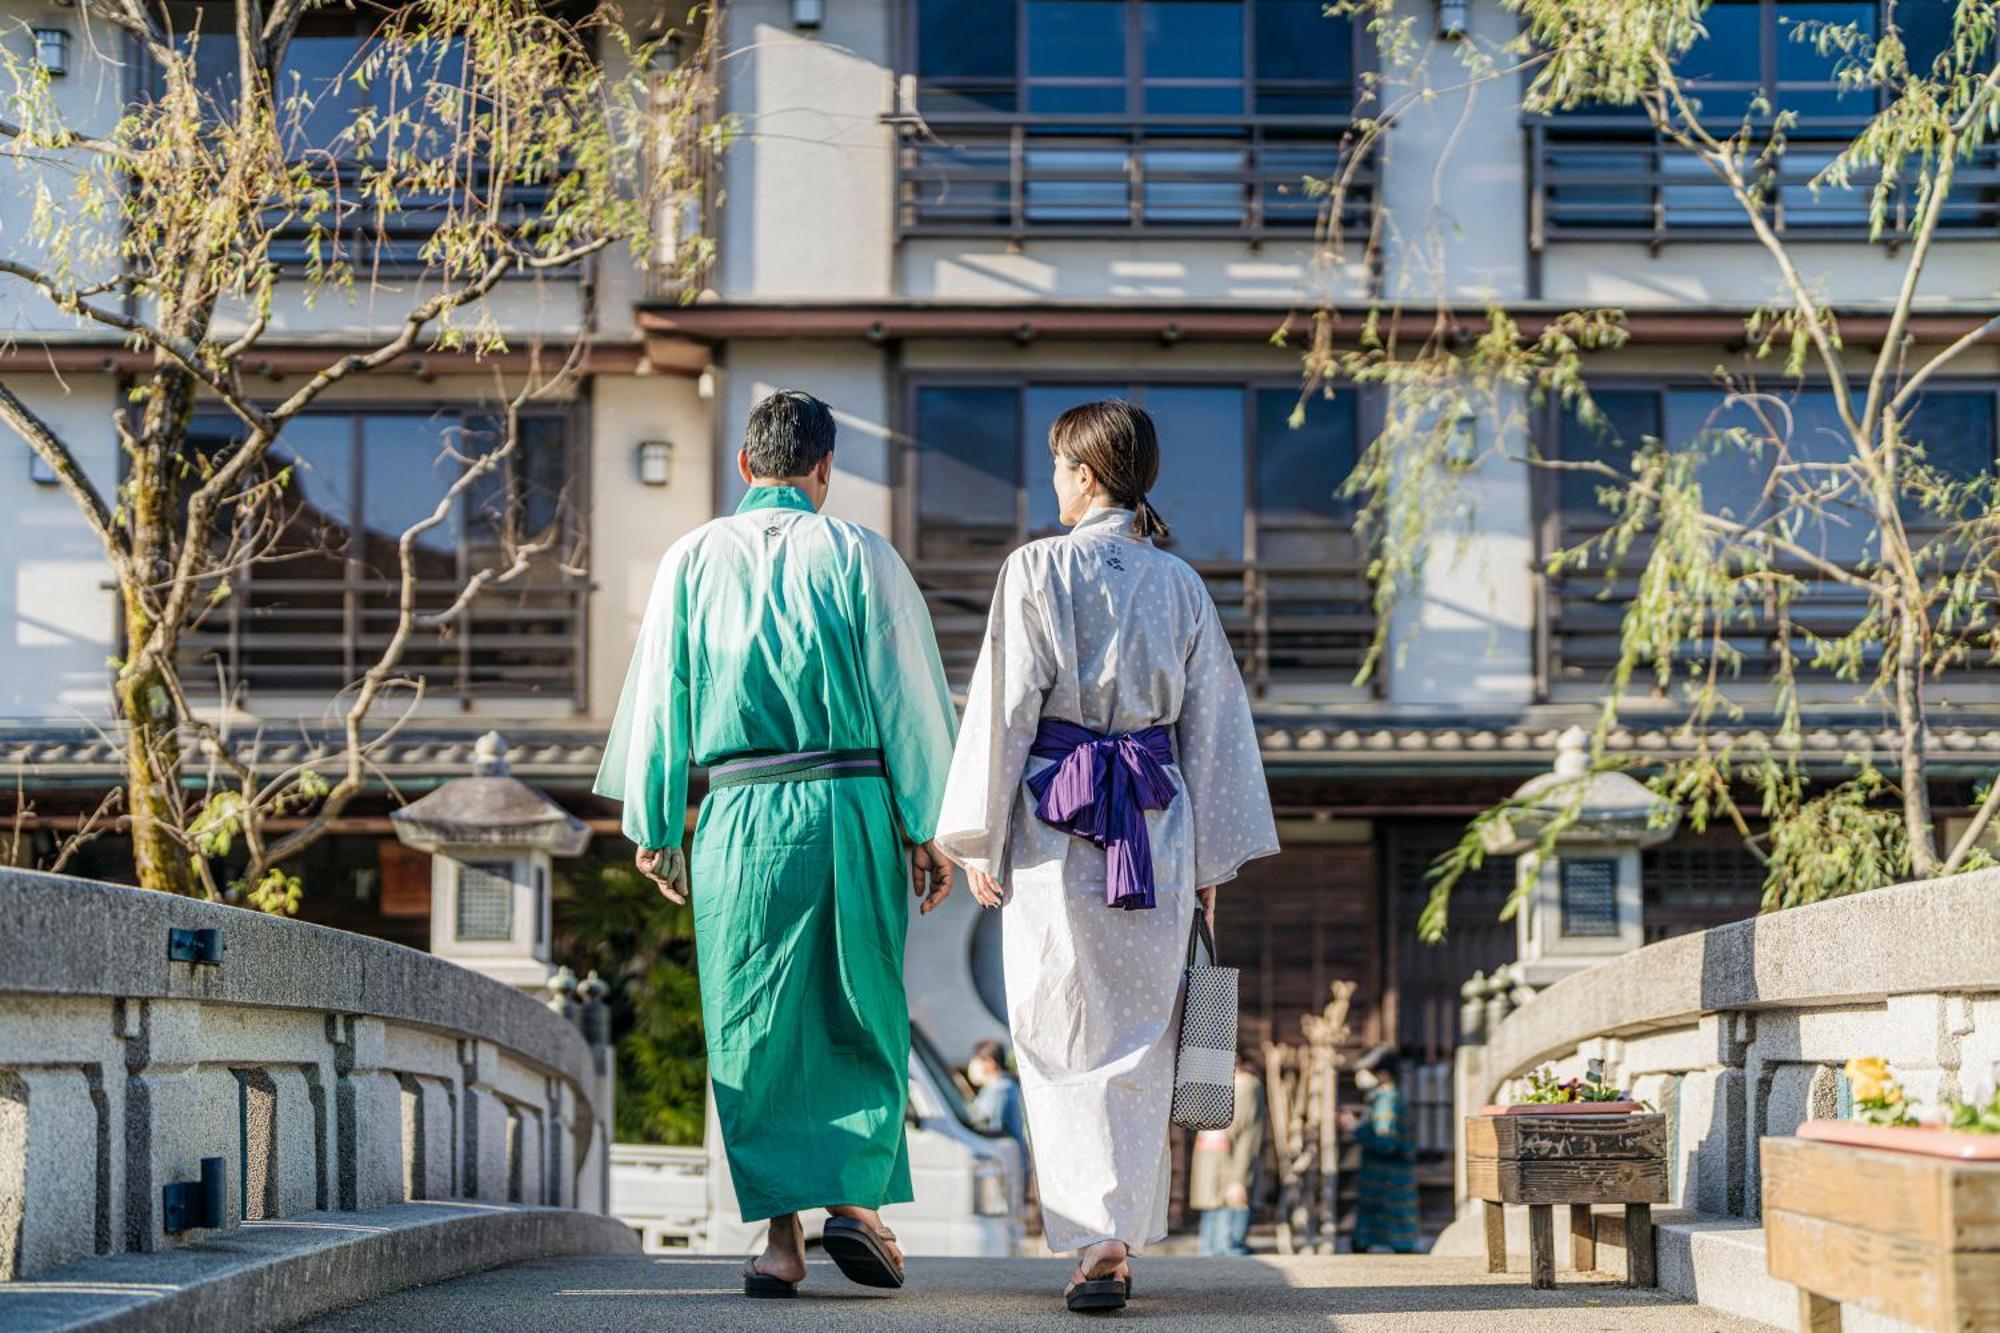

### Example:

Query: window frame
xmin=1530 ymin=376 xmax=2000 ymax=693
xmin=901 ymin=0 xmax=1371 ymax=124
xmin=894 ymin=369 xmax=1383 ymax=696
xmin=168 ymin=399 xmax=590 ymax=707
xmin=1526 ymin=0 xmax=2000 ymax=247
xmin=894 ymin=0 xmax=1377 ymax=239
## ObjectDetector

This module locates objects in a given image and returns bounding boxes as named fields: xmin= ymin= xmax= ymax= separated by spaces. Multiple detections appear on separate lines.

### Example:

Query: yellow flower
xmin=1845 ymin=1056 xmax=1893 ymax=1105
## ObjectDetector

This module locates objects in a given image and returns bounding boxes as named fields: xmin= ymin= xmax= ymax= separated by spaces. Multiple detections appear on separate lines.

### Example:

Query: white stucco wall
xmin=1383 ymin=382 xmax=1538 ymax=709
xmin=586 ymin=372 xmax=716 ymax=720
xmin=0 ymin=376 xmax=120 ymax=719
xmin=717 ymin=2 xmax=897 ymax=301
xmin=0 ymin=6 xmax=129 ymax=338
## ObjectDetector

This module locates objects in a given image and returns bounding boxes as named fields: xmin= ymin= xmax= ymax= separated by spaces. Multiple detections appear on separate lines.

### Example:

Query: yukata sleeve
xmin=593 ymin=544 xmax=692 ymax=850
xmin=1175 ymin=585 xmax=1280 ymax=889
xmin=858 ymin=536 xmax=959 ymax=843
xmin=932 ymin=549 xmax=1054 ymax=881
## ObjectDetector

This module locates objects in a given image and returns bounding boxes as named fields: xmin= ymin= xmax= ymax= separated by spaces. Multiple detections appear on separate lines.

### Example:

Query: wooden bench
xmin=1464 ymin=1110 xmax=1668 ymax=1289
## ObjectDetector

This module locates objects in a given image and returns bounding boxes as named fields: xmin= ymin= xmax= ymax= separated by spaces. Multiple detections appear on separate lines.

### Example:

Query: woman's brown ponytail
xmin=1048 ymin=399 xmax=1172 ymax=543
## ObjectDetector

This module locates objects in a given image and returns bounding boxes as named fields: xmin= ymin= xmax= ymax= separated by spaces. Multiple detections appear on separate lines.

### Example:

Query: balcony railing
xmin=894 ymin=116 xmax=1368 ymax=241
xmin=913 ymin=557 xmax=1377 ymax=697
xmin=1528 ymin=117 xmax=2000 ymax=248
xmin=178 ymin=573 xmax=588 ymax=704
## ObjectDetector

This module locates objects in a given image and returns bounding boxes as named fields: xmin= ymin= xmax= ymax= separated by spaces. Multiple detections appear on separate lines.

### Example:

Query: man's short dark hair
xmin=744 ymin=390 xmax=836 ymax=479
xmin=971 ymin=1039 xmax=1008 ymax=1067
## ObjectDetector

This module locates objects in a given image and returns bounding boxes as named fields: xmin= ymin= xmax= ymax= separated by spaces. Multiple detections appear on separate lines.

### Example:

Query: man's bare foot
xmin=826 ymin=1204 xmax=904 ymax=1278
xmin=750 ymin=1213 xmax=807 ymax=1285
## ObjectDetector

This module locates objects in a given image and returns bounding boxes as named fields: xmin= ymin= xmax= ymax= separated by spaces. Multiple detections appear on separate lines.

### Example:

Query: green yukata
xmin=594 ymin=485 xmax=957 ymax=1222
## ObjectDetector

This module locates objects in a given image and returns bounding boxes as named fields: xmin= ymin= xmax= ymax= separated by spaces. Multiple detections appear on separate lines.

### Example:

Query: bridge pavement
xmin=299 ymin=1252 xmax=1765 ymax=1331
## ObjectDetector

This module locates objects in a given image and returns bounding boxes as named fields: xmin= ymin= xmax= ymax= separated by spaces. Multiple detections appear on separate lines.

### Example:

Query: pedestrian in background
xmin=1191 ymin=1049 xmax=1267 ymax=1256
xmin=967 ymin=1038 xmax=1029 ymax=1170
xmin=1343 ymin=1048 xmax=1421 ymax=1254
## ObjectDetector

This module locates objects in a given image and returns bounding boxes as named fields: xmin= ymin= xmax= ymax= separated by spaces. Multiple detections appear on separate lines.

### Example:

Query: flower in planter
xmin=1844 ymin=1056 xmax=1915 ymax=1127
xmin=1517 ymin=1061 xmax=1631 ymax=1104
xmin=1942 ymin=1089 xmax=2000 ymax=1135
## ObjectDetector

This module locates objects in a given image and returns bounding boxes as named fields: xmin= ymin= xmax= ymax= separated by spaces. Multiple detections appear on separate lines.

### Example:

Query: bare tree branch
xmin=0 ymin=380 xmax=126 ymax=558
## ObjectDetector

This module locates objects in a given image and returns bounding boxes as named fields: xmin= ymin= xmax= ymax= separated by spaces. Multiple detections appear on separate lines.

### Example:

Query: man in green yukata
xmin=594 ymin=391 xmax=958 ymax=1296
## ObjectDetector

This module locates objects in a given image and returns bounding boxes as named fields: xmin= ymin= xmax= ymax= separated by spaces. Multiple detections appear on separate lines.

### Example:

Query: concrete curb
xmin=0 ymin=1201 xmax=640 ymax=1331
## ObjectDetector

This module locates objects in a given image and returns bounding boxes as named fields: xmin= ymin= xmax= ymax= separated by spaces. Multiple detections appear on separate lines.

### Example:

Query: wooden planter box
xmin=1464 ymin=1108 xmax=1668 ymax=1289
xmin=1764 ymin=1131 xmax=2000 ymax=1332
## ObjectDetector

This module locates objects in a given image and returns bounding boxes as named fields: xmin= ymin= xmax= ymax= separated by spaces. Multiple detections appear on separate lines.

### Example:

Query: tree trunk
xmin=117 ymin=374 xmax=200 ymax=897
xmin=116 ymin=645 xmax=197 ymax=896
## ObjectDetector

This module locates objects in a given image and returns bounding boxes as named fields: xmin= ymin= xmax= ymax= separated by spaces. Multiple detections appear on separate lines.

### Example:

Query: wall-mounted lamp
xmin=1437 ymin=0 xmax=1469 ymax=39
xmin=636 ymin=440 xmax=673 ymax=486
xmin=696 ymin=366 xmax=717 ymax=401
xmin=35 ymin=27 xmax=71 ymax=76
xmin=792 ymin=0 xmax=825 ymax=30
xmin=29 ymin=451 xmax=59 ymax=486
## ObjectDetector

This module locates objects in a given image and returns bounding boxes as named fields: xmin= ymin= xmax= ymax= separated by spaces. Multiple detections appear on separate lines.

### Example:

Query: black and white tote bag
xmin=1171 ymin=909 xmax=1238 ymax=1131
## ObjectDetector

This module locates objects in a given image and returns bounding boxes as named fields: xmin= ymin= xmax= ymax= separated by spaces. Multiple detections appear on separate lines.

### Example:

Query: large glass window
xmin=1546 ymin=382 xmax=1999 ymax=680
xmin=179 ymin=407 xmax=580 ymax=699
xmin=917 ymin=0 xmax=1358 ymax=118
xmin=1535 ymin=1 xmax=2000 ymax=239
xmin=904 ymin=0 xmax=1366 ymax=235
xmin=910 ymin=378 xmax=1373 ymax=691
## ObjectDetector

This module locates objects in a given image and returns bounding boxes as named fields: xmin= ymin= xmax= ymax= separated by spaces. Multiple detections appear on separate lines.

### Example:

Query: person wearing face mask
xmin=967 ymin=1038 xmax=1029 ymax=1172
xmin=1341 ymin=1049 xmax=1421 ymax=1254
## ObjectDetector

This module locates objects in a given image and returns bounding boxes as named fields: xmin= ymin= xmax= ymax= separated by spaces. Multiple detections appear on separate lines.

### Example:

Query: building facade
xmin=5 ymin=1 xmax=2000 ymax=1127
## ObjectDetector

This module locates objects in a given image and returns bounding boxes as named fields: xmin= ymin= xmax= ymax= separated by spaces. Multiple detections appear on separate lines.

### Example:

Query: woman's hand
xmin=966 ymin=865 xmax=1008 ymax=909
xmin=636 ymin=846 xmax=688 ymax=905
xmin=1196 ymin=884 xmax=1217 ymax=927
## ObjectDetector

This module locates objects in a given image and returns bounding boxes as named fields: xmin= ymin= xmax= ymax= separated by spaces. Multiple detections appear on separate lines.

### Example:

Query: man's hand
xmin=636 ymin=846 xmax=688 ymax=905
xmin=1223 ymin=1182 xmax=1250 ymax=1210
xmin=965 ymin=865 xmax=1007 ymax=910
xmin=910 ymin=840 xmax=954 ymax=915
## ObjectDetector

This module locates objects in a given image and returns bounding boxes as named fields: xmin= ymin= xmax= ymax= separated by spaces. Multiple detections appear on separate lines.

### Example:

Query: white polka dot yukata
xmin=933 ymin=506 xmax=1280 ymax=1254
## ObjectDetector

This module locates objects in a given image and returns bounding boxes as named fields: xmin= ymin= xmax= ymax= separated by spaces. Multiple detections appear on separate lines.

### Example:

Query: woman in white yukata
xmin=934 ymin=399 xmax=1279 ymax=1314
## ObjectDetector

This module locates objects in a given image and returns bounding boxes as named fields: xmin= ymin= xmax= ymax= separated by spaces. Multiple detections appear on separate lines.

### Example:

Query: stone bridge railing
xmin=1455 ymin=867 xmax=2000 ymax=1221
xmin=0 ymin=869 xmax=611 ymax=1283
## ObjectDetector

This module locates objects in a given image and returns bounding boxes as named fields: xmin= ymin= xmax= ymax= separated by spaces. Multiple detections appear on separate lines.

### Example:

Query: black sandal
xmin=822 ymin=1215 xmax=905 ymax=1289
xmin=1056 ymin=1248 xmax=1136 ymax=1312
xmin=743 ymin=1216 xmax=803 ymax=1298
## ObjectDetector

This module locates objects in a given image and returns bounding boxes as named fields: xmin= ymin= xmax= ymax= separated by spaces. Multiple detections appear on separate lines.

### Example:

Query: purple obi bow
xmin=1025 ymin=719 xmax=1178 ymax=911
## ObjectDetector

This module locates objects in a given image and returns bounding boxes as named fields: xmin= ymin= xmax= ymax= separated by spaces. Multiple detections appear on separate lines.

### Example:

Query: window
xmin=178 ymin=407 xmax=584 ymax=700
xmin=914 ymin=0 xmax=1359 ymax=118
xmin=908 ymin=378 xmax=1373 ymax=691
xmin=1543 ymin=382 xmax=1999 ymax=681
xmin=1532 ymin=1 xmax=2000 ymax=240
xmin=901 ymin=0 xmax=1368 ymax=235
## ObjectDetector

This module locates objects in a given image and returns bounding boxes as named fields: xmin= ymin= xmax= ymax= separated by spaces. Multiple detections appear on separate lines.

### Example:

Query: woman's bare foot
xmin=826 ymin=1204 xmax=904 ymax=1279
xmin=750 ymin=1213 xmax=807 ymax=1285
xmin=1068 ymin=1239 xmax=1131 ymax=1289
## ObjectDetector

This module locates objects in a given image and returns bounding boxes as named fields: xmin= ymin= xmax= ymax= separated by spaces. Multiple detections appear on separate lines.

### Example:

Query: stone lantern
xmin=390 ymin=731 xmax=591 ymax=991
xmin=1479 ymin=726 xmax=1680 ymax=988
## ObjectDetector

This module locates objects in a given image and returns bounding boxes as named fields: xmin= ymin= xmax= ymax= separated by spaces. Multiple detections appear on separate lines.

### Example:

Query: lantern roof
xmin=390 ymin=732 xmax=592 ymax=856
xmin=1478 ymin=727 xmax=1681 ymax=854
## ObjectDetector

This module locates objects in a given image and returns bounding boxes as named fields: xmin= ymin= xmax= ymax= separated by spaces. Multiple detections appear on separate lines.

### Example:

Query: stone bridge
xmin=10 ymin=866 xmax=1971 ymax=1329
xmin=0 ymin=870 xmax=631 ymax=1330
